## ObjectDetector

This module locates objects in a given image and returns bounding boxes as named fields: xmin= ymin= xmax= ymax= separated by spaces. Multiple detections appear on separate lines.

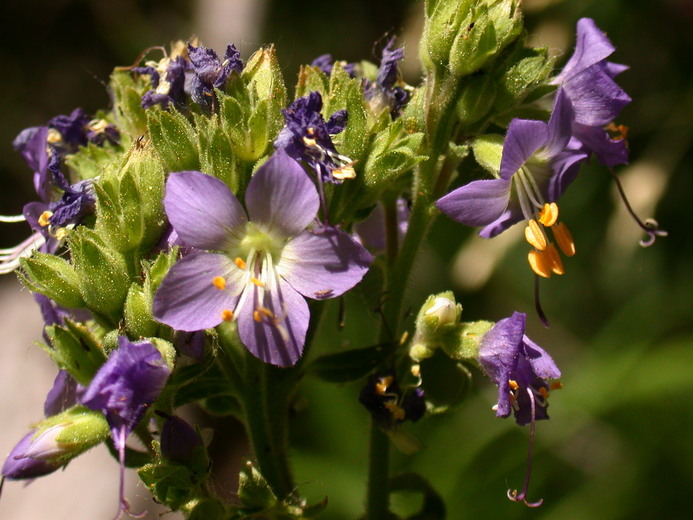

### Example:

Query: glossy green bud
xmin=410 ymin=291 xmax=463 ymax=362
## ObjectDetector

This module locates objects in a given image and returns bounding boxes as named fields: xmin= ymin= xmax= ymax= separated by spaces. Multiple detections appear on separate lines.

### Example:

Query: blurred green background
xmin=0 ymin=0 xmax=691 ymax=519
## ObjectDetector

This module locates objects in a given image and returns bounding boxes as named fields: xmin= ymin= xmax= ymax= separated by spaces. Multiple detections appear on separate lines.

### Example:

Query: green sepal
xmin=442 ymin=319 xmax=494 ymax=361
xmin=456 ymin=74 xmax=497 ymax=131
xmin=389 ymin=472 xmax=446 ymax=520
xmin=138 ymin=461 xmax=200 ymax=511
xmin=124 ymin=282 xmax=158 ymax=338
xmin=307 ymin=344 xmax=391 ymax=384
xmin=194 ymin=113 xmax=241 ymax=191
xmin=18 ymin=253 xmax=85 ymax=309
xmin=237 ymin=459 xmax=278 ymax=510
xmin=325 ymin=62 xmax=369 ymax=162
xmin=43 ymin=320 xmax=106 ymax=385
xmin=69 ymin=227 xmax=130 ymax=322
xmin=146 ymin=108 xmax=200 ymax=172
xmin=472 ymin=134 xmax=505 ymax=176
xmin=294 ymin=64 xmax=329 ymax=99
xmin=109 ymin=70 xmax=149 ymax=137
xmin=420 ymin=0 xmax=476 ymax=75
xmin=149 ymin=337 xmax=177 ymax=370
xmin=64 ymin=140 xmax=125 ymax=182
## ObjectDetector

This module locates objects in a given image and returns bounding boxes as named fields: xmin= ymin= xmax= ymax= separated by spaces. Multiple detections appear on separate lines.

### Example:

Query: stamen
xmin=550 ymin=381 xmax=563 ymax=391
xmin=384 ymin=401 xmax=406 ymax=421
xmin=221 ymin=309 xmax=234 ymax=321
xmin=253 ymin=310 xmax=261 ymax=322
xmin=538 ymin=203 xmax=559 ymax=227
xmin=212 ymin=276 xmax=226 ymax=290
xmin=544 ymin=243 xmax=565 ymax=275
xmin=331 ymin=166 xmax=356 ymax=180
xmin=605 ymin=123 xmax=629 ymax=141
xmin=376 ymin=376 xmax=394 ymax=395
xmin=524 ymin=220 xmax=548 ymax=251
xmin=552 ymin=222 xmax=576 ymax=257
xmin=38 ymin=211 xmax=54 ymax=227
xmin=507 ymin=387 xmax=544 ymax=508
xmin=54 ymin=228 xmax=68 ymax=241
xmin=508 ymin=380 xmax=519 ymax=391
xmin=234 ymin=257 xmax=247 ymax=269
xmin=303 ymin=136 xmax=318 ymax=147
xmin=538 ymin=387 xmax=549 ymax=399
xmin=527 ymin=249 xmax=552 ymax=279
xmin=306 ymin=127 xmax=315 ymax=136
xmin=250 ymin=277 xmax=265 ymax=287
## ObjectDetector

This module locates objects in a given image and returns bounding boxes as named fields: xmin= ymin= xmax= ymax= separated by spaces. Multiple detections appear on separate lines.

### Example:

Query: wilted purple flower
xmin=363 ymin=38 xmax=409 ymax=118
xmin=359 ymin=374 xmax=426 ymax=429
xmin=478 ymin=311 xmax=561 ymax=506
xmin=136 ymin=56 xmax=190 ymax=109
xmin=188 ymin=43 xmax=243 ymax=107
xmin=437 ymin=90 xmax=588 ymax=279
xmin=310 ymin=54 xmax=356 ymax=77
xmin=274 ymin=91 xmax=354 ymax=184
xmin=552 ymin=18 xmax=631 ymax=167
xmin=81 ymin=336 xmax=170 ymax=519
xmin=48 ymin=108 xmax=119 ymax=152
xmin=153 ymin=151 xmax=372 ymax=367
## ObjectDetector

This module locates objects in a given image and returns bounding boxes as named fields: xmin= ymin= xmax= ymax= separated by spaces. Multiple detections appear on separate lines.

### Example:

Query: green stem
xmin=366 ymin=420 xmax=391 ymax=519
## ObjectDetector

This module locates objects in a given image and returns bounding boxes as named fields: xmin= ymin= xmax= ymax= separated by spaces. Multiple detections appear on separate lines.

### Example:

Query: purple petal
xmin=165 ymin=171 xmax=247 ymax=250
xmin=561 ymin=64 xmax=631 ymax=126
xmin=544 ymin=89 xmax=574 ymax=158
xmin=547 ymin=149 xmax=589 ymax=201
xmin=572 ymin=123 xmax=629 ymax=167
xmin=44 ymin=370 xmax=83 ymax=416
xmin=437 ymin=178 xmax=512 ymax=229
xmin=2 ymin=430 xmax=64 ymax=480
xmin=153 ymin=252 xmax=240 ymax=332
xmin=553 ymin=18 xmax=616 ymax=84
xmin=236 ymin=278 xmax=309 ymax=367
xmin=244 ymin=151 xmax=319 ymax=237
xmin=522 ymin=337 xmax=561 ymax=380
xmin=278 ymin=227 xmax=373 ymax=300
xmin=478 ymin=312 xmax=526 ymax=385
xmin=499 ymin=120 xmax=549 ymax=180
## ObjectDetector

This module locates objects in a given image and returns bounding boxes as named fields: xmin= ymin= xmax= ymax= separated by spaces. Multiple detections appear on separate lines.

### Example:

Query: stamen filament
xmin=0 ymin=214 xmax=27 ymax=223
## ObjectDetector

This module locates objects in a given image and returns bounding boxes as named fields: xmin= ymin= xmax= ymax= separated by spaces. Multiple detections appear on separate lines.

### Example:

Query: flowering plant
xmin=0 ymin=1 xmax=665 ymax=519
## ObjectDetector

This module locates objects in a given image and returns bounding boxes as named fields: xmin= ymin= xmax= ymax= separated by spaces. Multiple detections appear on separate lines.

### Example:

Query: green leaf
xmin=308 ymin=344 xmax=391 ymax=383
xmin=389 ymin=472 xmax=446 ymax=520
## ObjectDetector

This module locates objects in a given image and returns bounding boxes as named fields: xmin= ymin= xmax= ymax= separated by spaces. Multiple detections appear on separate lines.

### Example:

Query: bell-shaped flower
xmin=437 ymin=90 xmax=588 ymax=279
xmin=153 ymin=151 xmax=373 ymax=367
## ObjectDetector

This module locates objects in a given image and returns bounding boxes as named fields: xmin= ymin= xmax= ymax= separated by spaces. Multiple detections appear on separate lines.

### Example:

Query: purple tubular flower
xmin=153 ymin=151 xmax=372 ymax=367
xmin=1 ymin=429 xmax=65 ymax=480
xmin=188 ymin=43 xmax=243 ymax=107
xmin=12 ymin=126 xmax=53 ymax=202
xmin=437 ymin=90 xmax=587 ymax=279
xmin=363 ymin=38 xmax=409 ymax=118
xmin=552 ymin=18 xmax=632 ymax=166
xmin=81 ymin=336 xmax=170 ymax=519
xmin=274 ymin=91 xmax=354 ymax=183
xmin=478 ymin=311 xmax=561 ymax=507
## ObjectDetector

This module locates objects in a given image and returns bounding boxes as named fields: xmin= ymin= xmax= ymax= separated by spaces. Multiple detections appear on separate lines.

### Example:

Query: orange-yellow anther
xmin=376 ymin=376 xmax=394 ymax=395
xmin=221 ymin=309 xmax=234 ymax=321
xmin=253 ymin=307 xmax=275 ymax=323
xmin=332 ymin=166 xmax=356 ymax=180
xmin=552 ymin=222 xmax=576 ymax=257
xmin=212 ymin=276 xmax=226 ymax=290
xmin=528 ymin=249 xmax=552 ymax=278
xmin=385 ymin=401 xmax=406 ymax=421
xmin=253 ymin=310 xmax=262 ymax=322
xmin=306 ymin=127 xmax=315 ymax=136
xmin=234 ymin=257 xmax=247 ymax=270
xmin=508 ymin=380 xmax=519 ymax=391
xmin=55 ymin=228 xmax=67 ymax=241
xmin=525 ymin=219 xmax=548 ymax=251
xmin=250 ymin=277 xmax=265 ymax=287
xmin=539 ymin=387 xmax=549 ymax=399
xmin=544 ymin=243 xmax=565 ymax=275
xmin=38 ymin=211 xmax=53 ymax=227
xmin=302 ymin=136 xmax=317 ymax=147
xmin=410 ymin=364 xmax=421 ymax=378
xmin=550 ymin=381 xmax=563 ymax=391
xmin=606 ymin=123 xmax=628 ymax=141
xmin=538 ymin=202 xmax=559 ymax=227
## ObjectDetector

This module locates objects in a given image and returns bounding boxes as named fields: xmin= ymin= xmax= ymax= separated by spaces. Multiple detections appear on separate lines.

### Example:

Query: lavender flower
xmin=81 ymin=336 xmax=170 ymax=519
xmin=274 ymin=91 xmax=354 ymax=183
xmin=1 ymin=429 xmax=66 ymax=480
xmin=478 ymin=311 xmax=561 ymax=506
xmin=437 ymin=90 xmax=588 ymax=279
xmin=153 ymin=151 xmax=372 ymax=366
xmin=552 ymin=18 xmax=631 ymax=167
xmin=188 ymin=43 xmax=243 ymax=107
xmin=310 ymin=54 xmax=356 ymax=77
xmin=363 ymin=38 xmax=409 ymax=118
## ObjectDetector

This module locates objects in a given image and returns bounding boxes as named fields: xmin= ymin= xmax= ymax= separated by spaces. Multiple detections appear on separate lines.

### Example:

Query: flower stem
xmin=366 ymin=420 xmax=391 ymax=519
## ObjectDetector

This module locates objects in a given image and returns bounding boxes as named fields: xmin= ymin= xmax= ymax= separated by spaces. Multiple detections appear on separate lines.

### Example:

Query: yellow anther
xmin=508 ymin=380 xmax=519 ymax=391
xmin=234 ymin=257 xmax=247 ymax=270
xmin=539 ymin=387 xmax=549 ymax=399
xmin=524 ymin=219 xmax=548 ymax=251
xmin=54 ymin=228 xmax=68 ymax=241
xmin=544 ymin=243 xmax=565 ymax=275
xmin=528 ymin=249 xmax=552 ymax=278
xmin=302 ymin=136 xmax=317 ymax=147
xmin=399 ymin=331 xmax=409 ymax=346
xmin=306 ymin=127 xmax=315 ymax=136
xmin=376 ymin=376 xmax=394 ymax=395
xmin=552 ymin=222 xmax=576 ymax=257
xmin=221 ymin=309 xmax=234 ymax=321
xmin=253 ymin=310 xmax=262 ymax=322
xmin=212 ymin=276 xmax=226 ymax=290
xmin=550 ymin=381 xmax=563 ymax=391
xmin=332 ymin=166 xmax=356 ymax=180
xmin=410 ymin=364 xmax=421 ymax=378
xmin=538 ymin=202 xmax=559 ymax=227
xmin=385 ymin=401 xmax=406 ymax=421
xmin=46 ymin=128 xmax=62 ymax=144
xmin=250 ymin=277 xmax=265 ymax=287
xmin=38 ymin=211 xmax=53 ymax=228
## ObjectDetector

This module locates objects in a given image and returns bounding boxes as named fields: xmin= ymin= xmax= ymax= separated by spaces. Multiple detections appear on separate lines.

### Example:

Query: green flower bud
xmin=124 ymin=283 xmax=158 ymax=338
xmin=147 ymin=107 xmax=200 ymax=172
xmin=18 ymin=253 xmax=85 ymax=309
xmin=295 ymin=64 xmax=329 ymax=99
xmin=456 ymin=74 xmax=497 ymax=131
xmin=409 ymin=291 xmax=463 ymax=362
xmin=238 ymin=459 xmax=277 ymax=509
xmin=420 ymin=0 xmax=476 ymax=75
xmin=109 ymin=70 xmax=149 ymax=137
xmin=43 ymin=320 xmax=107 ymax=385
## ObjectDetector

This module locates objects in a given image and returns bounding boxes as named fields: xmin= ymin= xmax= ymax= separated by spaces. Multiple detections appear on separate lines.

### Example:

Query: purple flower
xmin=12 ymin=126 xmax=55 ymax=202
xmin=1 ymin=429 xmax=66 ymax=480
xmin=136 ymin=56 xmax=190 ymax=109
xmin=310 ymin=54 xmax=356 ymax=77
xmin=152 ymin=151 xmax=372 ymax=367
xmin=437 ymin=90 xmax=588 ymax=279
xmin=44 ymin=370 xmax=84 ymax=417
xmin=157 ymin=412 xmax=203 ymax=467
xmin=188 ymin=43 xmax=243 ymax=107
xmin=274 ymin=91 xmax=354 ymax=184
xmin=363 ymin=38 xmax=409 ymax=118
xmin=478 ymin=311 xmax=562 ymax=507
xmin=552 ymin=18 xmax=632 ymax=167
xmin=48 ymin=108 xmax=119 ymax=151
xmin=81 ymin=336 xmax=170 ymax=519
xmin=359 ymin=374 xmax=426 ymax=429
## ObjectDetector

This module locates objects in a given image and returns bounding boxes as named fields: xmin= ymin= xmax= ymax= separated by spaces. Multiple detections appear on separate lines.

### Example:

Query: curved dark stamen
xmin=534 ymin=275 xmax=550 ymax=328
xmin=0 ymin=476 xmax=5 ymax=499
xmin=608 ymin=167 xmax=668 ymax=247
xmin=507 ymin=387 xmax=544 ymax=508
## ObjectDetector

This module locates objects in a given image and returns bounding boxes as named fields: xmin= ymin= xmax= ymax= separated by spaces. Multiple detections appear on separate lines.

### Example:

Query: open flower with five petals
xmin=153 ymin=151 xmax=372 ymax=367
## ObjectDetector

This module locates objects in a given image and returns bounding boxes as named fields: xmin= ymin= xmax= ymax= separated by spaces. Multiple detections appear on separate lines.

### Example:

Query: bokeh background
xmin=0 ymin=0 xmax=690 ymax=519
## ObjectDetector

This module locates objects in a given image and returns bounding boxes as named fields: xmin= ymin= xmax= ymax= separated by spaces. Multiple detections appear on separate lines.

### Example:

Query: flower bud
xmin=409 ymin=292 xmax=462 ymax=362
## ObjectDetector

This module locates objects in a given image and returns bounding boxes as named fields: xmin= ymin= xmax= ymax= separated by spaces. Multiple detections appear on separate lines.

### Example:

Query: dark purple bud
xmin=44 ymin=370 xmax=84 ymax=416
xmin=158 ymin=413 xmax=203 ymax=466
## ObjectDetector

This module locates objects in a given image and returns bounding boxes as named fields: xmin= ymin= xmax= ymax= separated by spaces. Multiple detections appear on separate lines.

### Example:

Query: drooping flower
xmin=153 ymin=151 xmax=372 ymax=367
xmin=359 ymin=374 xmax=426 ymax=429
xmin=274 ymin=91 xmax=354 ymax=184
xmin=188 ymin=42 xmax=243 ymax=107
xmin=552 ymin=18 xmax=631 ymax=167
xmin=437 ymin=89 xmax=588 ymax=280
xmin=477 ymin=311 xmax=562 ymax=506
xmin=363 ymin=38 xmax=410 ymax=118
xmin=81 ymin=336 xmax=170 ymax=519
